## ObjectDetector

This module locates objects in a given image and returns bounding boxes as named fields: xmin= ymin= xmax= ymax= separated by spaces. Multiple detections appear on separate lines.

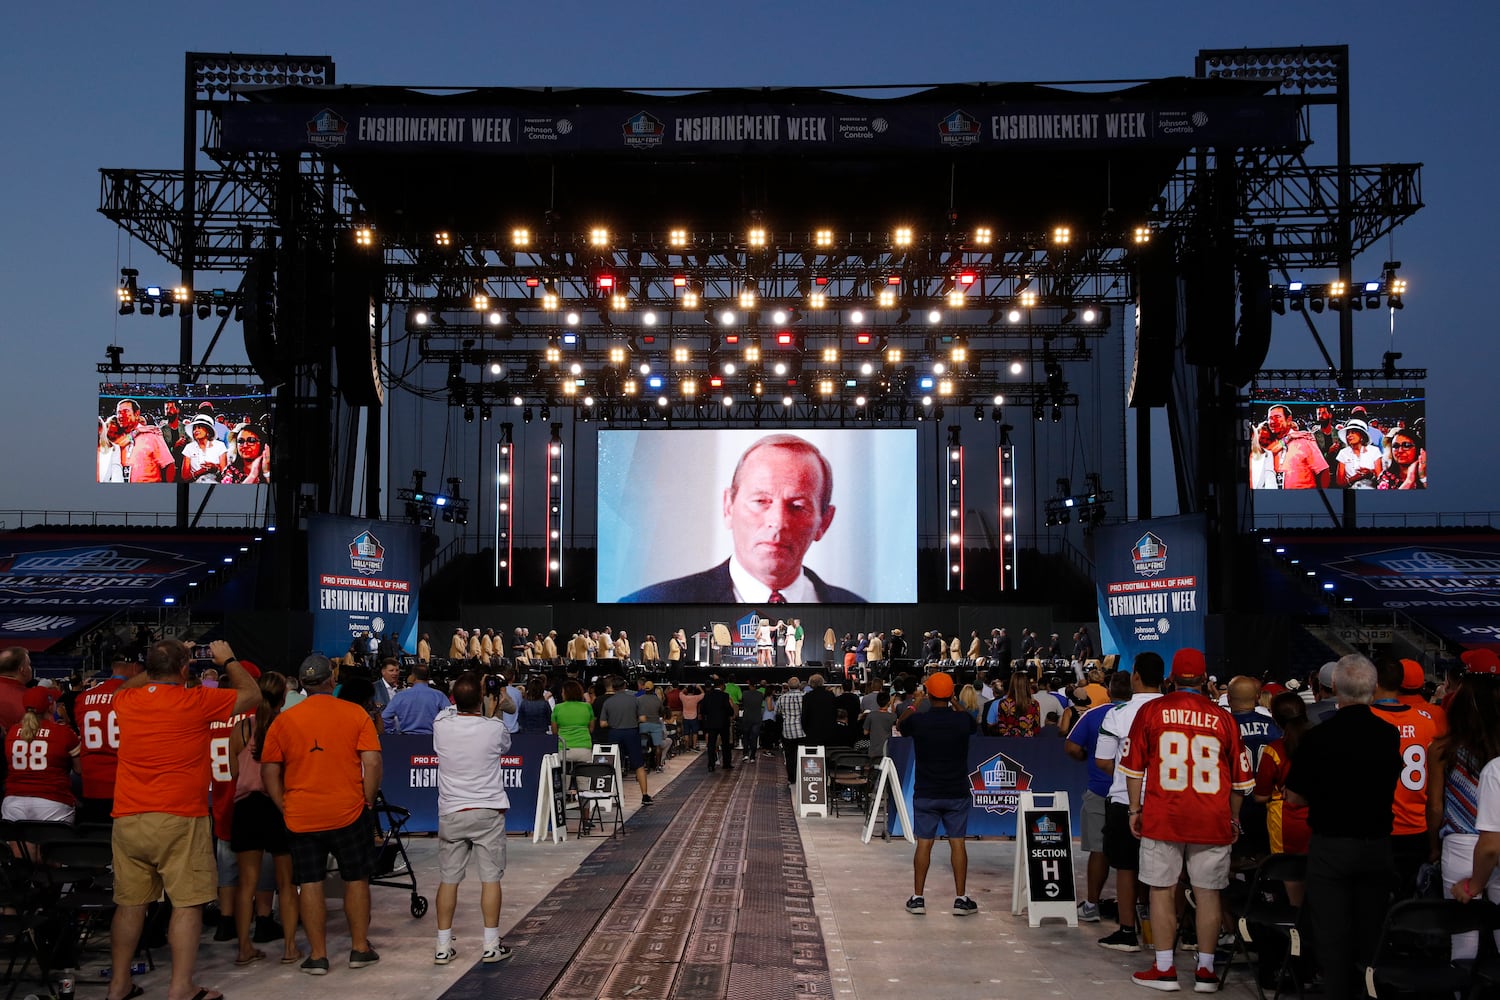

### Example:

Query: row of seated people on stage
xmin=440 ymin=624 xmax=697 ymax=671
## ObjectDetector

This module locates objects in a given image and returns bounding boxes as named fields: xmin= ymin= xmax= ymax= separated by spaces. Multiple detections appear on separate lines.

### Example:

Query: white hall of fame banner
xmin=1094 ymin=513 xmax=1207 ymax=663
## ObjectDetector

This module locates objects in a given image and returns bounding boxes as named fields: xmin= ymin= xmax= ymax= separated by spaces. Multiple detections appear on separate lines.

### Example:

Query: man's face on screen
xmin=723 ymin=444 xmax=836 ymax=589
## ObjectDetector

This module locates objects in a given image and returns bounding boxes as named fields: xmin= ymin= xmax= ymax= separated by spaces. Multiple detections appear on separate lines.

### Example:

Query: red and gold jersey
xmin=75 ymin=677 xmax=124 ymax=800
xmin=1120 ymin=691 xmax=1254 ymax=845
xmin=209 ymin=712 xmax=252 ymax=840
xmin=5 ymin=721 xmax=79 ymax=805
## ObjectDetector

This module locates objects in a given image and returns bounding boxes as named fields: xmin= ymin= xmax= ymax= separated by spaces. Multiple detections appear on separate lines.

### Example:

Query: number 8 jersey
xmin=1119 ymin=690 xmax=1255 ymax=845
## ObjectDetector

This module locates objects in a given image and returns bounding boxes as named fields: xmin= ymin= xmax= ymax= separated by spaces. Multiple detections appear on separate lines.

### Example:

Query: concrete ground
xmin=60 ymin=747 xmax=1258 ymax=1000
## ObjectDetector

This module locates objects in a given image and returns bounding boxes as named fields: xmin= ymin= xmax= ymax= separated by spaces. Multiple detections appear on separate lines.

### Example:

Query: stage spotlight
xmin=1052 ymin=404 xmax=1062 ymax=422
xmin=481 ymin=404 xmax=492 ymax=421
xmin=540 ymin=406 xmax=551 ymax=420
xmin=1034 ymin=401 xmax=1045 ymax=421
xmin=1010 ymin=361 xmax=1023 ymax=375
xmin=1287 ymin=281 xmax=1305 ymax=311
xmin=139 ymin=297 xmax=155 ymax=316
xmin=464 ymin=407 xmax=474 ymax=423
xmin=196 ymin=302 xmax=211 ymax=320
xmin=1007 ymin=309 xmax=1022 ymax=323
xmin=106 ymin=344 xmax=124 ymax=371
xmin=523 ymin=407 xmax=533 ymax=423
xmin=974 ymin=404 xmax=984 ymax=421
xmin=1309 ymin=292 xmax=1325 ymax=313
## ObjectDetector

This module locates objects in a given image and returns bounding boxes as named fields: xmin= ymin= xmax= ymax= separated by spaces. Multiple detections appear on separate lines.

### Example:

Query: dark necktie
xmin=769 ymin=590 xmax=787 ymax=604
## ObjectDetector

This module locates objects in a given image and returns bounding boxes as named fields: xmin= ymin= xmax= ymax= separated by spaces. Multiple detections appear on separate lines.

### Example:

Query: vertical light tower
xmin=946 ymin=424 xmax=964 ymax=591
xmin=495 ymin=423 xmax=514 ymax=588
xmin=546 ymin=423 xmax=565 ymax=587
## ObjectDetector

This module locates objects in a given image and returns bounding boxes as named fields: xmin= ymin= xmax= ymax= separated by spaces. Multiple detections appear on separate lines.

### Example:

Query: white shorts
xmin=1 ymin=795 xmax=74 ymax=824
xmin=1138 ymin=837 xmax=1231 ymax=890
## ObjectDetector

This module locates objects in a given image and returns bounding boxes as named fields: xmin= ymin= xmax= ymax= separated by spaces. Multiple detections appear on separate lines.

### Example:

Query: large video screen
xmin=1247 ymin=391 xmax=1426 ymax=490
xmin=597 ymin=429 xmax=917 ymax=604
xmin=98 ymin=383 xmax=273 ymax=485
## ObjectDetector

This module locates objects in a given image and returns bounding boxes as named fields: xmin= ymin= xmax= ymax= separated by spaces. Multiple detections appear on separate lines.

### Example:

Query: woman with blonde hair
xmin=2 ymin=687 xmax=77 ymax=825
xmin=957 ymin=683 xmax=982 ymax=722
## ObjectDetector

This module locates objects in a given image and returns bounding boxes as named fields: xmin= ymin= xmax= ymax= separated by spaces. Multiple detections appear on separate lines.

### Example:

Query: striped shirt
xmin=779 ymin=688 xmax=806 ymax=739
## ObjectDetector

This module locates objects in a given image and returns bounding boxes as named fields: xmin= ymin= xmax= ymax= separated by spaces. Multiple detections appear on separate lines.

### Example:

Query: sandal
xmin=233 ymin=949 xmax=265 ymax=966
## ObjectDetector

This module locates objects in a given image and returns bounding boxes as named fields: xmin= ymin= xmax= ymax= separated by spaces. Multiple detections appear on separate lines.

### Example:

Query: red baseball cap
xmin=1262 ymin=682 xmax=1287 ymax=696
xmin=236 ymin=658 xmax=262 ymax=679
xmin=1171 ymin=648 xmax=1206 ymax=681
xmin=1462 ymin=649 xmax=1500 ymax=676
xmin=22 ymin=686 xmax=54 ymax=713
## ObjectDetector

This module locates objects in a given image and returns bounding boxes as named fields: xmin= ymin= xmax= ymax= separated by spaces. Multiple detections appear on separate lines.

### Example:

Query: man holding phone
xmin=895 ymin=672 xmax=978 ymax=916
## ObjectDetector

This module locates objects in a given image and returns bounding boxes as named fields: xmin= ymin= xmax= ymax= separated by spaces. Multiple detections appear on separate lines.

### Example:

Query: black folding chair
xmin=1223 ymin=852 xmax=1309 ymax=1000
xmin=39 ymin=839 xmax=121 ymax=975
xmin=1363 ymin=898 xmax=1490 ymax=998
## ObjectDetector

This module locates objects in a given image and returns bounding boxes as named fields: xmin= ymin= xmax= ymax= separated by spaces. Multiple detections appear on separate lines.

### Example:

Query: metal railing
xmin=0 ymin=510 xmax=265 ymax=530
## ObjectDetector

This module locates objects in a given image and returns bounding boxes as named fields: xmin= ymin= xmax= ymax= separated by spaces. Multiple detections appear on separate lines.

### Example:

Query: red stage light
xmin=814 ymin=276 xmax=829 ymax=286
xmin=776 ymin=332 xmax=794 ymax=345
xmin=710 ymin=376 xmax=723 ymax=387
xmin=641 ymin=335 xmax=655 ymax=344
xmin=886 ymin=276 xmax=902 ymax=285
xmin=855 ymin=333 xmax=872 ymax=345
xmin=673 ymin=276 xmax=687 ymax=287
xmin=959 ymin=272 xmax=977 ymax=286
xmin=597 ymin=275 xmax=615 ymax=289
xmin=525 ymin=277 xmax=540 ymax=287
xmin=724 ymin=333 xmax=740 ymax=344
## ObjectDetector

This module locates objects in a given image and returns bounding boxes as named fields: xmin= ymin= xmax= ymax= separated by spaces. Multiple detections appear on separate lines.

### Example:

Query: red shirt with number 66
xmin=75 ymin=677 xmax=124 ymax=800
xmin=1119 ymin=691 xmax=1255 ymax=845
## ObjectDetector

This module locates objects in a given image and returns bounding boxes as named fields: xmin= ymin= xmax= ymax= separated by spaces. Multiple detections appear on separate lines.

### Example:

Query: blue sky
xmin=2 ymin=1 xmax=1493 ymax=522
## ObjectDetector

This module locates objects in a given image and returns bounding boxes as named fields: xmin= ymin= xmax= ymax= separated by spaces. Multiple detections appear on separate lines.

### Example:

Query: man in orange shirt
xmin=1371 ymin=655 xmax=1440 ymax=900
xmin=261 ymin=654 xmax=383 ymax=976
xmin=107 ymin=639 xmax=260 ymax=1000
xmin=1398 ymin=658 xmax=1447 ymax=735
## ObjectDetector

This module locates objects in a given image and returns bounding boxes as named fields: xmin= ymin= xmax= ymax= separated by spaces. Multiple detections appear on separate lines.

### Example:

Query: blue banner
xmin=222 ymin=95 xmax=1301 ymax=156
xmin=885 ymin=736 xmax=1088 ymax=838
xmin=378 ymin=733 xmax=557 ymax=833
xmin=1094 ymin=514 xmax=1208 ymax=666
xmin=307 ymin=515 xmax=419 ymax=657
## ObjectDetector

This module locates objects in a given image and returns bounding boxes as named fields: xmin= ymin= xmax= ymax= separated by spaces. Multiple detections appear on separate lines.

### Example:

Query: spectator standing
xmin=1093 ymin=652 xmax=1166 ymax=954
xmin=738 ymin=682 xmax=766 ymax=763
xmin=1064 ymin=670 xmax=1133 ymax=923
xmin=107 ymin=640 xmax=260 ymax=1000
xmin=800 ymin=673 xmax=838 ymax=749
xmin=75 ymin=653 xmax=142 ymax=823
xmin=261 ymin=654 xmax=383 ymax=976
xmin=778 ymin=677 xmax=806 ymax=784
xmin=373 ymin=658 xmax=401 ymax=709
xmin=700 ymin=678 xmax=735 ymax=772
xmin=515 ymin=676 xmax=553 ymax=736
xmin=863 ymin=691 xmax=896 ymax=763
xmin=896 ymin=673 xmax=979 ymax=916
xmin=380 ymin=663 xmax=451 ymax=734
xmin=1283 ymin=654 xmax=1402 ymax=1000
xmin=1119 ymin=649 xmax=1253 ymax=993
xmin=431 ymin=672 xmax=515 ymax=966
xmin=679 ymin=684 xmax=704 ymax=753
xmin=598 ymin=676 xmax=652 ymax=804
xmin=1369 ymin=655 xmax=1440 ymax=899
xmin=637 ymin=681 xmax=667 ymax=771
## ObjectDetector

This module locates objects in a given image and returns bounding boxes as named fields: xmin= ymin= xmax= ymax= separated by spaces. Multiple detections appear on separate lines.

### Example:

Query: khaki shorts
xmin=438 ymin=808 xmax=507 ymax=884
xmin=1138 ymin=837 xmax=1231 ymax=891
xmin=113 ymin=813 xmax=217 ymax=907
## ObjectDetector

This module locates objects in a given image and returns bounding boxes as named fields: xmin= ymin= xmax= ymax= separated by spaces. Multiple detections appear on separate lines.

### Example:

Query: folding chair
xmin=39 ymin=839 xmax=120 ymax=975
xmin=573 ymin=763 xmax=623 ymax=839
xmin=1223 ymin=852 xmax=1308 ymax=1000
xmin=1363 ymin=898 xmax=1488 ymax=999
xmin=1 ymin=820 xmax=53 ymax=1000
xmin=829 ymin=750 xmax=872 ymax=819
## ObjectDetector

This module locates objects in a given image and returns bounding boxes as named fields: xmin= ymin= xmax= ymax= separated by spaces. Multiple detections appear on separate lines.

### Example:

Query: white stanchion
xmin=1010 ymin=790 xmax=1078 ymax=926
xmin=795 ymin=745 xmax=828 ymax=818
xmin=861 ymin=756 xmax=914 ymax=844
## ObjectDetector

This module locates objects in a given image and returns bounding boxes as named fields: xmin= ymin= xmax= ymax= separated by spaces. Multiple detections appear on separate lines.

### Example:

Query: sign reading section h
xmin=1010 ymin=790 xmax=1078 ymax=927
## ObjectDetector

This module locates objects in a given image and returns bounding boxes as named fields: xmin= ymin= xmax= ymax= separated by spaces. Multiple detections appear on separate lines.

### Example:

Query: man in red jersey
xmin=74 ymin=652 xmax=142 ymax=823
xmin=107 ymin=639 xmax=259 ymax=1000
xmin=1371 ymin=656 xmax=1439 ymax=900
xmin=208 ymin=659 xmax=261 ymax=943
xmin=1120 ymin=648 xmax=1253 ymax=994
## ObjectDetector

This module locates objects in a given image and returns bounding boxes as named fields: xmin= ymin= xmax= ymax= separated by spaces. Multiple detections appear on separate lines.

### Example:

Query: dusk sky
xmin=2 ymin=1 xmax=1493 ymax=527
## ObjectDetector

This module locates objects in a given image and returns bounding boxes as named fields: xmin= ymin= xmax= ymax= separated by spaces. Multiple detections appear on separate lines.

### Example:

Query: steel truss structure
xmin=96 ymin=47 xmax=1422 ymax=566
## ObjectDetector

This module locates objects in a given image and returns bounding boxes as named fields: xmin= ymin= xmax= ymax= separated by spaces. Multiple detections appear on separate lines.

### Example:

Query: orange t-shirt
xmin=112 ymin=681 xmax=239 ymax=818
xmin=1399 ymin=694 xmax=1447 ymax=737
xmin=1371 ymin=701 xmax=1440 ymax=836
xmin=261 ymin=694 xmax=381 ymax=833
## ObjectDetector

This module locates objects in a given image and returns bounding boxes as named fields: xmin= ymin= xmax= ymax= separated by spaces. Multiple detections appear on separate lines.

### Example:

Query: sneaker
xmin=482 ymin=943 xmax=513 ymax=964
xmin=1099 ymin=927 xmax=1141 ymax=952
xmin=1193 ymin=968 xmax=1220 ymax=993
xmin=213 ymin=914 xmax=236 ymax=941
xmin=1132 ymin=964 xmax=1181 ymax=991
xmin=433 ymin=945 xmax=457 ymax=966
xmin=953 ymin=896 xmax=978 ymax=916
xmin=300 ymin=956 xmax=330 ymax=976
xmin=641 ymin=794 xmax=653 ymax=805
xmin=348 ymin=948 xmax=381 ymax=969
xmin=1078 ymin=900 xmax=1102 ymax=923
xmin=905 ymin=895 xmax=926 ymax=915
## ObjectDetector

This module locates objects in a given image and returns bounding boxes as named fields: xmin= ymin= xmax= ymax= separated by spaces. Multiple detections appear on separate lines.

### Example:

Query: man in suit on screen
xmin=622 ymin=434 xmax=864 ymax=604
